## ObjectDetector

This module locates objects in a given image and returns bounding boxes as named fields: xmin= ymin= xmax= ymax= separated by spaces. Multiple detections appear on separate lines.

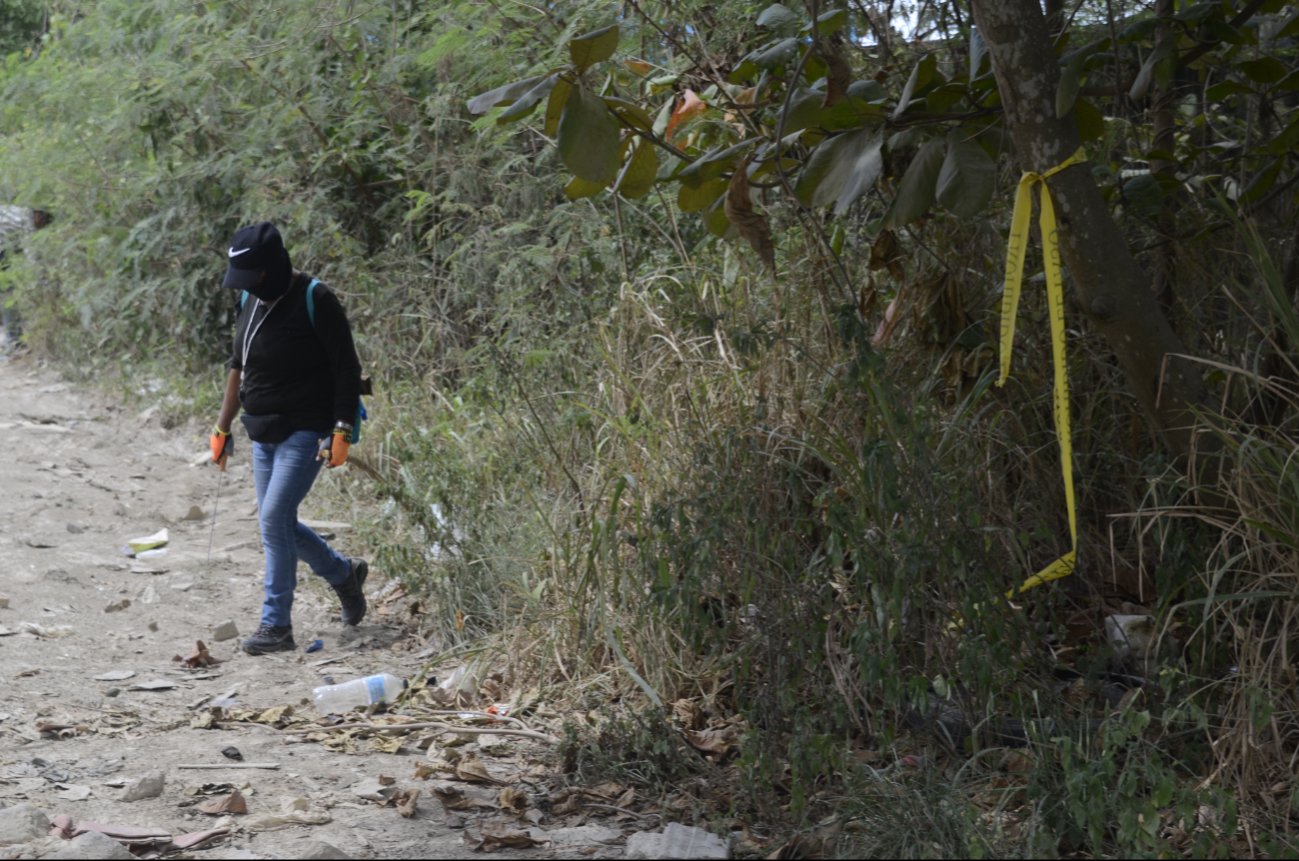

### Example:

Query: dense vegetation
xmin=2 ymin=1 xmax=1298 ymax=856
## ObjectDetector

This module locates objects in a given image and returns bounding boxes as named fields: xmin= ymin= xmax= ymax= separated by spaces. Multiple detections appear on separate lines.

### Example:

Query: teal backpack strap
xmin=239 ymin=290 xmax=249 ymax=309
xmin=305 ymin=278 xmax=319 ymax=327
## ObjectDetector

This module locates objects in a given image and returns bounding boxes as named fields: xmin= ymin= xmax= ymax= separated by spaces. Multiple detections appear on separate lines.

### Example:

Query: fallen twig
xmin=282 ymin=720 xmax=558 ymax=744
xmin=176 ymin=762 xmax=281 ymax=770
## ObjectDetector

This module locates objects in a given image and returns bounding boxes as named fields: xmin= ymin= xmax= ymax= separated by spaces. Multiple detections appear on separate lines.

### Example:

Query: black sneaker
xmin=241 ymin=623 xmax=296 ymax=655
xmin=333 ymin=558 xmax=368 ymax=626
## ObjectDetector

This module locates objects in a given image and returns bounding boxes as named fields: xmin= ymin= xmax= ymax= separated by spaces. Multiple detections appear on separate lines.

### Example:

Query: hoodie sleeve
xmin=306 ymin=282 xmax=363 ymax=426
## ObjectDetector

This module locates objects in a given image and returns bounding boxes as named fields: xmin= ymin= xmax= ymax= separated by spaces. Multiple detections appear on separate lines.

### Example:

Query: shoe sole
xmin=241 ymin=639 xmax=296 ymax=655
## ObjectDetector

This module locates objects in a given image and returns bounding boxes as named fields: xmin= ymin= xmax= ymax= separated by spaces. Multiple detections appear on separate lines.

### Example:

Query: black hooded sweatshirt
xmin=228 ymin=272 xmax=362 ymax=443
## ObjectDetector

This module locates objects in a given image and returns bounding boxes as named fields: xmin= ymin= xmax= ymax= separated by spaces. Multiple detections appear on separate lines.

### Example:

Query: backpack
xmin=239 ymin=278 xmax=369 ymax=444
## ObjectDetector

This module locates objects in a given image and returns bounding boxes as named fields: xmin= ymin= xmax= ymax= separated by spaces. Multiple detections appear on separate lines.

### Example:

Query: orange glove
xmin=318 ymin=428 xmax=350 ymax=468
xmin=210 ymin=426 xmax=232 ymax=470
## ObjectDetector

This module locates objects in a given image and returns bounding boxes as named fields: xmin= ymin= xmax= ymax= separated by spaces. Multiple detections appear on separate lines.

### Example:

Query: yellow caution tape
xmin=997 ymin=147 xmax=1087 ymax=598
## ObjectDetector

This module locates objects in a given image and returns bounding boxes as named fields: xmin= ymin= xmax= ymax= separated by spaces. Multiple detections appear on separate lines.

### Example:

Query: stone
xmin=43 ymin=831 xmax=135 ymax=859
xmin=211 ymin=620 xmax=239 ymax=642
xmin=119 ymin=771 xmax=165 ymax=801
xmin=297 ymin=840 xmax=351 ymax=859
xmin=0 ymin=803 xmax=50 ymax=845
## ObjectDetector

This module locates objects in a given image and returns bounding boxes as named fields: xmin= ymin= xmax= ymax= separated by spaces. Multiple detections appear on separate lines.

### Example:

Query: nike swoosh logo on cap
xmin=228 ymin=247 xmax=252 ymax=257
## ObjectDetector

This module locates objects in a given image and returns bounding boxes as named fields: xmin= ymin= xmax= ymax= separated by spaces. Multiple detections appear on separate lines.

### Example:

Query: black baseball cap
xmin=222 ymin=221 xmax=292 ymax=291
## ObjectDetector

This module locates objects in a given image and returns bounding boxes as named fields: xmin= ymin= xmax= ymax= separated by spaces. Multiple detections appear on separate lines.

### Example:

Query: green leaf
xmin=936 ymin=136 xmax=995 ymax=218
xmin=569 ymin=25 xmax=619 ymax=73
xmin=678 ymin=177 xmax=727 ymax=212
xmin=818 ymin=96 xmax=888 ymax=132
xmin=847 ymin=79 xmax=887 ymax=102
xmin=777 ymin=88 xmax=825 ymax=134
xmin=564 ymin=175 xmax=607 ymax=200
xmin=969 ymin=27 xmax=988 ymax=82
xmin=1237 ymin=57 xmax=1287 ymax=85
xmin=794 ymin=128 xmax=884 ymax=215
xmin=1073 ymin=97 xmax=1104 ymax=142
xmin=603 ymin=97 xmax=654 ymax=131
xmin=756 ymin=3 xmax=801 ymax=34
xmin=751 ymin=37 xmax=801 ymax=71
xmin=805 ymin=8 xmax=849 ymax=36
xmin=678 ymin=140 xmax=756 ymax=186
xmin=466 ymin=74 xmax=550 ymax=115
xmin=544 ymin=78 xmax=572 ymax=138
xmin=702 ymin=194 xmax=735 ymax=238
xmin=883 ymin=138 xmax=945 ymax=228
xmin=615 ymin=137 xmax=658 ymax=199
xmin=1122 ymin=173 xmax=1163 ymax=218
xmin=496 ymin=74 xmax=559 ymax=124
xmin=557 ymin=86 xmax=621 ymax=184
xmin=1056 ymin=50 xmax=1089 ymax=118
xmin=894 ymin=53 xmax=937 ymax=119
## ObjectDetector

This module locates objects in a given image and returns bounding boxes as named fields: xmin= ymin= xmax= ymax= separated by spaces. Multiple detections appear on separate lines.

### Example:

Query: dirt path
xmin=0 ymin=355 xmax=597 ymax=859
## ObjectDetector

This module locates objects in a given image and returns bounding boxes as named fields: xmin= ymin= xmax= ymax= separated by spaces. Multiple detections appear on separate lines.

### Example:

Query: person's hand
xmin=210 ymin=426 xmax=232 ymax=470
xmin=318 ymin=429 xmax=350 ymax=468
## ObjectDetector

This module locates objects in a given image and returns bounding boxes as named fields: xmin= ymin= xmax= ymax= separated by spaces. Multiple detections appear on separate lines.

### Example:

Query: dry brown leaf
xmin=724 ymin=159 xmax=776 ymax=278
xmin=431 ymin=781 xmax=497 ymax=812
xmin=671 ymin=698 xmax=702 ymax=730
xmin=665 ymin=89 xmax=707 ymax=143
xmin=473 ymin=820 xmax=546 ymax=850
xmin=394 ymin=788 xmax=419 ymax=818
xmin=820 ymin=34 xmax=852 ymax=107
xmin=454 ymin=754 xmax=500 ymax=785
xmin=413 ymin=761 xmax=437 ymax=780
xmin=498 ymin=786 xmax=529 ymax=815
xmin=178 ymin=639 xmax=222 ymax=669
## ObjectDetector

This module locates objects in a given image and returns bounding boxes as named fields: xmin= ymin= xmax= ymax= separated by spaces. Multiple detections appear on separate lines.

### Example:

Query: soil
xmin=0 ymin=353 xmax=625 ymax=860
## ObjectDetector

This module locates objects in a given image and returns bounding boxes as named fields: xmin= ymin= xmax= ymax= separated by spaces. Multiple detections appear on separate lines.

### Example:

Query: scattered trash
xmin=19 ymin=621 xmax=74 ymax=638
xmin=125 ymin=528 xmax=168 ymax=555
xmin=625 ymin=822 xmax=730 ymax=860
xmin=197 ymin=789 xmax=247 ymax=815
xmin=351 ymin=777 xmax=397 ymax=802
xmin=128 ymin=679 xmax=178 ymax=691
xmin=211 ymin=620 xmax=239 ymax=642
xmin=55 ymin=784 xmax=93 ymax=801
xmin=35 ymin=720 xmax=88 ymax=739
xmin=134 ymin=548 xmax=168 ymax=560
xmin=220 ymin=746 xmax=243 ymax=761
xmin=239 ymin=798 xmax=331 ymax=830
xmin=305 ymin=638 xmax=323 ymax=653
xmin=92 ymin=670 xmax=136 ymax=682
xmin=312 ymin=672 xmax=407 ymax=714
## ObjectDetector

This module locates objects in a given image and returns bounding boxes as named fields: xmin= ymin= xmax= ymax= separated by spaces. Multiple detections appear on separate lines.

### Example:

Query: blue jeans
xmin=251 ymin=429 xmax=350 ymax=627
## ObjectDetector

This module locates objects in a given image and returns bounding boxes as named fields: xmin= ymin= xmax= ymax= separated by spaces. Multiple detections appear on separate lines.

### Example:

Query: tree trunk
xmin=971 ymin=0 xmax=1209 ymax=464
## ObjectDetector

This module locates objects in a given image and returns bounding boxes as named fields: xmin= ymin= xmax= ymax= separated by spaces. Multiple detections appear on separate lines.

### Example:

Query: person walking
xmin=210 ymin=221 xmax=369 ymax=655
xmin=0 ymin=206 xmax=52 ymax=349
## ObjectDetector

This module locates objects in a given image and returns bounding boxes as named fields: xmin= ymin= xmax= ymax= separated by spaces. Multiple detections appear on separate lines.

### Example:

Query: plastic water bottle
xmin=312 ymin=673 xmax=407 ymax=714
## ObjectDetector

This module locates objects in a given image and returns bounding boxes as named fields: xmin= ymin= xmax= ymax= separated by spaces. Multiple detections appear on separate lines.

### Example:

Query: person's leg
xmin=254 ymin=430 xmax=327 ymax=628
xmin=290 ymin=449 xmax=369 ymax=626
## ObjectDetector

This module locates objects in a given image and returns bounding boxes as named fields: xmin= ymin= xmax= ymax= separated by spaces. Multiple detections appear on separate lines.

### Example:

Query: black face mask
xmin=245 ymin=252 xmax=292 ymax=302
